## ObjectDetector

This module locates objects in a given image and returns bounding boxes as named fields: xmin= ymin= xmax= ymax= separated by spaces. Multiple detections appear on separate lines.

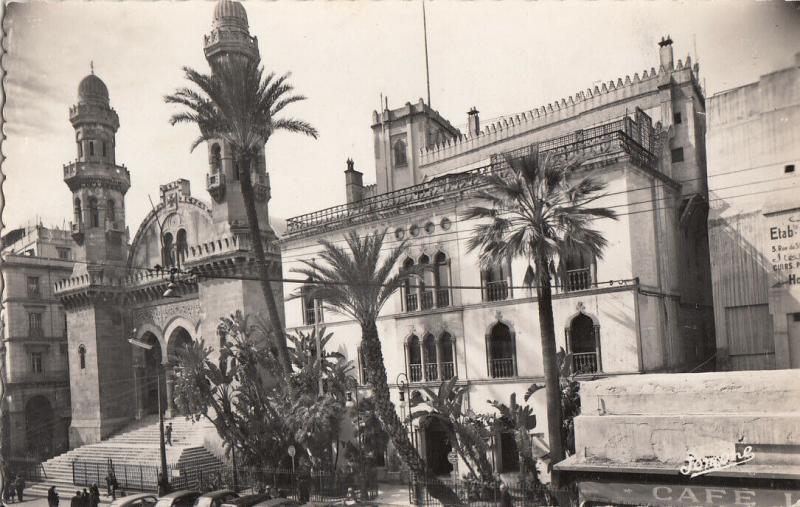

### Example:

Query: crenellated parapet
xmin=419 ymin=55 xmax=699 ymax=167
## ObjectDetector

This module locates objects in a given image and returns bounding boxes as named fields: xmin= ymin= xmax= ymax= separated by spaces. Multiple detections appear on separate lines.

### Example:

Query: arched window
xmin=88 ymin=197 xmax=99 ymax=228
xmin=402 ymin=258 xmax=418 ymax=312
xmin=89 ymin=141 xmax=94 ymax=157
xmin=439 ymin=332 xmax=455 ymax=380
xmin=483 ymin=259 xmax=511 ymax=302
xmin=162 ymin=232 xmax=174 ymax=267
xmin=176 ymin=229 xmax=188 ymax=266
xmin=73 ymin=198 xmax=82 ymax=225
xmin=423 ymin=334 xmax=437 ymax=380
xmin=211 ymin=144 xmax=222 ymax=173
xmin=567 ymin=313 xmax=600 ymax=374
xmin=488 ymin=322 xmax=516 ymax=378
xmin=77 ymin=140 xmax=83 ymax=158
xmin=419 ymin=255 xmax=434 ymax=310
xmin=407 ymin=334 xmax=422 ymax=382
xmin=301 ymin=282 xmax=323 ymax=325
xmin=434 ymin=252 xmax=451 ymax=307
xmin=562 ymin=249 xmax=595 ymax=292
xmin=107 ymin=199 xmax=115 ymax=225
xmin=393 ymin=140 xmax=407 ymax=167
xmin=78 ymin=345 xmax=86 ymax=370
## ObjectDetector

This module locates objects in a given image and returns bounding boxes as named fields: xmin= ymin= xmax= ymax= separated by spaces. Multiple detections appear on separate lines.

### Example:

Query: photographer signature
xmin=680 ymin=446 xmax=755 ymax=478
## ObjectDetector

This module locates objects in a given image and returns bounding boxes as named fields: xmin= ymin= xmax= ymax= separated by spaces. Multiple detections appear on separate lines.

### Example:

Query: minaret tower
xmin=58 ymin=70 xmax=134 ymax=446
xmin=65 ymin=68 xmax=130 ymax=266
xmin=202 ymin=0 xmax=273 ymax=237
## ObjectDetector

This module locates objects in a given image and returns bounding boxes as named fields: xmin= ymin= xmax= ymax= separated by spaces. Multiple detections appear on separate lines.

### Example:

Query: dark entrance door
xmin=424 ymin=418 xmax=453 ymax=475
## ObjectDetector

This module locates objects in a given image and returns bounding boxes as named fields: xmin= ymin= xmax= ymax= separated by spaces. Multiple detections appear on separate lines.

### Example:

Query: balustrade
xmin=565 ymin=268 xmax=592 ymax=292
xmin=436 ymin=289 xmax=450 ymax=308
xmin=490 ymin=358 xmax=515 ymax=378
xmin=405 ymin=293 xmax=418 ymax=312
xmin=486 ymin=280 xmax=509 ymax=302
xmin=440 ymin=362 xmax=455 ymax=380
xmin=421 ymin=291 xmax=434 ymax=310
xmin=424 ymin=363 xmax=438 ymax=381
xmin=572 ymin=352 xmax=599 ymax=374
xmin=409 ymin=364 xmax=423 ymax=382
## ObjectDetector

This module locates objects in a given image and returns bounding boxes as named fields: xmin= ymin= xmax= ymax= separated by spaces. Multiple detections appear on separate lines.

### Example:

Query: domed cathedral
xmin=54 ymin=0 xmax=283 ymax=447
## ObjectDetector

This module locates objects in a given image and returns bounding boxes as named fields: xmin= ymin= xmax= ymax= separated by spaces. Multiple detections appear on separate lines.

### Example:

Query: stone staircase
xmin=26 ymin=416 xmax=223 ymax=498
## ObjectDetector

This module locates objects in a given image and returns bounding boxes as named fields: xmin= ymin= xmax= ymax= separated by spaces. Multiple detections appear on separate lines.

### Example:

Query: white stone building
xmin=281 ymin=37 xmax=715 ymax=473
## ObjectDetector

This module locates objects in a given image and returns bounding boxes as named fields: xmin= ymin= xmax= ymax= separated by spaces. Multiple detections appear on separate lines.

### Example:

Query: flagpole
xmin=422 ymin=0 xmax=431 ymax=108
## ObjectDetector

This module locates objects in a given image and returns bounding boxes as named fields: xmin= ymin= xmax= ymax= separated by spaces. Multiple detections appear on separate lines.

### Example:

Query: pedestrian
xmin=5 ymin=481 xmax=15 ymax=503
xmin=89 ymin=484 xmax=100 ymax=507
xmin=14 ymin=476 xmax=24 ymax=503
xmin=165 ymin=423 xmax=173 ymax=446
xmin=106 ymin=471 xmax=118 ymax=500
xmin=70 ymin=491 xmax=81 ymax=507
xmin=157 ymin=472 xmax=169 ymax=497
xmin=499 ymin=483 xmax=512 ymax=507
xmin=48 ymin=486 xmax=60 ymax=507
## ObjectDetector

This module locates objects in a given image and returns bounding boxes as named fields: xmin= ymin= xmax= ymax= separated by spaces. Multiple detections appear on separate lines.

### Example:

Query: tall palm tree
xmin=463 ymin=145 xmax=616 ymax=467
xmin=293 ymin=230 xmax=462 ymax=504
xmin=165 ymin=57 xmax=318 ymax=377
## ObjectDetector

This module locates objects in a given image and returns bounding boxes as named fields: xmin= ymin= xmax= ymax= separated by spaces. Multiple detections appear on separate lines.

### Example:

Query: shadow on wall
xmin=708 ymin=205 xmax=776 ymax=371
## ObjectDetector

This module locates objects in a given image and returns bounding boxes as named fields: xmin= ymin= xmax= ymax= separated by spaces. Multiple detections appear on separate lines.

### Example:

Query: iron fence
xmin=7 ymin=459 xmax=47 ymax=482
xmin=408 ymin=476 xmax=561 ymax=507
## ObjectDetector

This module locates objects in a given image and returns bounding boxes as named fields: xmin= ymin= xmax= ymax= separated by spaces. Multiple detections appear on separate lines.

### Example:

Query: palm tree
xmin=293 ymin=230 xmax=462 ymax=504
xmin=165 ymin=57 xmax=318 ymax=377
xmin=463 ymin=145 xmax=616 ymax=467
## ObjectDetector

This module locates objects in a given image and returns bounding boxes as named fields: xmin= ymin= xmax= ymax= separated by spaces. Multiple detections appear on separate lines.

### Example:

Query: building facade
xmin=50 ymin=0 xmax=281 ymax=448
xmin=281 ymin=37 xmax=715 ymax=472
xmin=706 ymin=53 xmax=800 ymax=371
xmin=1 ymin=226 xmax=75 ymax=460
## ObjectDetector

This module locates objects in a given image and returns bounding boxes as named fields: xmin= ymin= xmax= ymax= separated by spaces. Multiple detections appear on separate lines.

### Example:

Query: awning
xmin=579 ymin=481 xmax=800 ymax=507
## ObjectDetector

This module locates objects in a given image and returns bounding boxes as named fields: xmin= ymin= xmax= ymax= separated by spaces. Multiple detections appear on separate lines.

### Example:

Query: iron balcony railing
xmin=436 ymin=289 xmax=450 ymax=308
xmin=565 ymin=268 xmax=592 ymax=292
xmin=304 ymin=307 xmax=323 ymax=325
xmin=286 ymin=112 xmax=658 ymax=235
xmin=572 ymin=352 xmax=599 ymax=374
xmin=424 ymin=363 xmax=438 ymax=381
xmin=486 ymin=280 xmax=509 ymax=302
xmin=406 ymin=293 xmax=419 ymax=312
xmin=440 ymin=362 xmax=455 ymax=380
xmin=421 ymin=291 xmax=435 ymax=310
xmin=409 ymin=364 xmax=423 ymax=382
xmin=490 ymin=358 xmax=515 ymax=378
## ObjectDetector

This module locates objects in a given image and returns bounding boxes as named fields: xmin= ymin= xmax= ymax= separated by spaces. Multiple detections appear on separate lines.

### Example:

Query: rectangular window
xmin=57 ymin=247 xmax=72 ymax=260
xmin=673 ymin=112 xmax=682 ymax=124
xmin=786 ymin=164 xmax=796 ymax=174
xmin=29 ymin=313 xmax=42 ymax=336
xmin=671 ymin=147 xmax=684 ymax=163
xmin=27 ymin=276 xmax=41 ymax=298
xmin=31 ymin=352 xmax=44 ymax=374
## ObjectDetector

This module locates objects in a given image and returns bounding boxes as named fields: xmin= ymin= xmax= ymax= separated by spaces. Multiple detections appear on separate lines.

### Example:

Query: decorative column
xmin=164 ymin=365 xmax=175 ymax=418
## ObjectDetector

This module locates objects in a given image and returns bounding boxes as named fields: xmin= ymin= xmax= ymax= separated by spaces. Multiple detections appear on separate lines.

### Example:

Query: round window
xmin=395 ymin=228 xmax=405 ymax=240
xmin=440 ymin=217 xmax=452 ymax=230
xmin=409 ymin=224 xmax=420 ymax=237
xmin=424 ymin=222 xmax=435 ymax=234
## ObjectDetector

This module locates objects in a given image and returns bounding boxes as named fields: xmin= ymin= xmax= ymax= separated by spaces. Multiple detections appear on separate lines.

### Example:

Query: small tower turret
xmin=64 ymin=69 xmax=130 ymax=266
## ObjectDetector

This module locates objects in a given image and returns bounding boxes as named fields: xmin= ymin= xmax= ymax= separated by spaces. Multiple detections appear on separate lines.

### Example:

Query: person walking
xmin=70 ymin=491 xmax=81 ymax=507
xmin=47 ymin=486 xmax=60 ymax=507
xmin=90 ymin=485 xmax=100 ymax=507
xmin=5 ymin=481 xmax=15 ymax=503
xmin=14 ymin=476 xmax=24 ymax=503
xmin=165 ymin=423 xmax=173 ymax=447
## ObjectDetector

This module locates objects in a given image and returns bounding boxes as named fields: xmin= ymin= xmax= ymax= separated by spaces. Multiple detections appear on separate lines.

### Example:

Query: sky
xmin=2 ymin=0 xmax=799 ymax=234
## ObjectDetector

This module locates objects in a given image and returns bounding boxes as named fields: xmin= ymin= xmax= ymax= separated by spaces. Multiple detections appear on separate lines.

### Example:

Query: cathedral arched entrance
xmin=166 ymin=325 xmax=195 ymax=416
xmin=138 ymin=332 xmax=167 ymax=416
xmin=420 ymin=416 xmax=453 ymax=476
xmin=25 ymin=395 xmax=54 ymax=460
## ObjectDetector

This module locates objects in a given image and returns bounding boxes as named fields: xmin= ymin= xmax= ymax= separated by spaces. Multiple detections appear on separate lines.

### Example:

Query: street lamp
xmin=130 ymin=337 xmax=169 ymax=494
xmin=345 ymin=380 xmax=366 ymax=500
xmin=396 ymin=373 xmax=413 ymax=452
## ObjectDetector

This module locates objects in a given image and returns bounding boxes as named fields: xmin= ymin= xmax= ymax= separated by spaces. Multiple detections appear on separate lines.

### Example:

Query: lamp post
xmin=396 ymin=373 xmax=412 ymax=452
xmin=345 ymin=380 xmax=366 ymax=500
xmin=157 ymin=370 xmax=170 ymax=495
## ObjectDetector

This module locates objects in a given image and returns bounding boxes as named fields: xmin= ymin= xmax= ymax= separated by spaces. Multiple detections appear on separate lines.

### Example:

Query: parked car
xmin=155 ymin=490 xmax=201 ymax=507
xmin=220 ymin=493 xmax=272 ymax=507
xmin=193 ymin=490 xmax=239 ymax=507
xmin=251 ymin=500 xmax=300 ymax=507
xmin=110 ymin=493 xmax=159 ymax=507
